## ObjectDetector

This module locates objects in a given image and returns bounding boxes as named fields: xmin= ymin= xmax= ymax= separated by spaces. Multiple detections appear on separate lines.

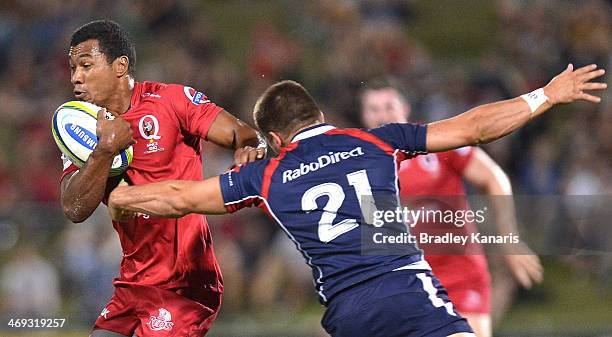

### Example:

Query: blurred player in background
xmin=59 ymin=20 xmax=265 ymax=337
xmin=359 ymin=78 xmax=544 ymax=337
xmin=107 ymin=64 xmax=605 ymax=336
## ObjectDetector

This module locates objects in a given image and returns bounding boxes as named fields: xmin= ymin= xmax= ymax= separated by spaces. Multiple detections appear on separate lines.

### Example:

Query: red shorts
xmin=427 ymin=255 xmax=491 ymax=314
xmin=93 ymin=284 xmax=222 ymax=337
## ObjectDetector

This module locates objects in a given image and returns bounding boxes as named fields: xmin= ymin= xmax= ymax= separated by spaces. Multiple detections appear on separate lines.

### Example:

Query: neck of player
xmin=103 ymin=76 xmax=134 ymax=115
xmin=285 ymin=117 xmax=325 ymax=145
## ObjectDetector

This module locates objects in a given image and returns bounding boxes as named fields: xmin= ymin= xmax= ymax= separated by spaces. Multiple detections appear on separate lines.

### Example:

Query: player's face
xmin=360 ymin=88 xmax=410 ymax=128
xmin=69 ymin=39 xmax=118 ymax=105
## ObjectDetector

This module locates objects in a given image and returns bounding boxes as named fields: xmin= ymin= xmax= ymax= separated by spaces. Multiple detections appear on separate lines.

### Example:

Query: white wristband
xmin=520 ymin=88 xmax=549 ymax=113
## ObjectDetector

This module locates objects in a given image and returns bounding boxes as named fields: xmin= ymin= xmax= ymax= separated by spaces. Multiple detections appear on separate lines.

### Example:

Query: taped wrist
xmin=520 ymin=88 xmax=549 ymax=113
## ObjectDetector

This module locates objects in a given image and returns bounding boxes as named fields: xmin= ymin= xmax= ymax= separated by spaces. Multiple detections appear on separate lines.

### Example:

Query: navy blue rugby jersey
xmin=220 ymin=123 xmax=428 ymax=304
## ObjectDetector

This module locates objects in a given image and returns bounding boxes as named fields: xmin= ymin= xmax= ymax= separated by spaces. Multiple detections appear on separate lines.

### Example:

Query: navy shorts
xmin=321 ymin=269 xmax=473 ymax=337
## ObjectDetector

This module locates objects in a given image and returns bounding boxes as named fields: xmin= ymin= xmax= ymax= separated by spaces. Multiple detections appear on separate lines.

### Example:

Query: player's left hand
xmin=544 ymin=63 xmax=607 ymax=104
xmin=232 ymin=146 xmax=266 ymax=167
xmin=503 ymin=244 xmax=543 ymax=289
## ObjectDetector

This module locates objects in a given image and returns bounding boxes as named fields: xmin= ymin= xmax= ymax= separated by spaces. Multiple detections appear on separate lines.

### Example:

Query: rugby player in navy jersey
xmin=108 ymin=64 xmax=606 ymax=337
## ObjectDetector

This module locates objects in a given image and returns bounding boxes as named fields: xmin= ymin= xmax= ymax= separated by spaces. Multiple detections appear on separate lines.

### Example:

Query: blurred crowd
xmin=0 ymin=0 xmax=610 ymax=329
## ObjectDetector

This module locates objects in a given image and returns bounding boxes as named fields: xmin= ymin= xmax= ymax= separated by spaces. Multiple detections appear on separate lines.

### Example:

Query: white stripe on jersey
xmin=259 ymin=197 xmax=328 ymax=303
xmin=291 ymin=125 xmax=336 ymax=143
xmin=416 ymin=272 xmax=456 ymax=316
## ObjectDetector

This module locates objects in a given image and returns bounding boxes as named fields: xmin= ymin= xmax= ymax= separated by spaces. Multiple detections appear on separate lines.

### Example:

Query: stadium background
xmin=0 ymin=0 xmax=610 ymax=336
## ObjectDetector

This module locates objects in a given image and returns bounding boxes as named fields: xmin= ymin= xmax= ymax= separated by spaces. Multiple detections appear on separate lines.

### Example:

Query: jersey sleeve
xmin=368 ymin=123 xmax=428 ymax=156
xmin=443 ymin=146 xmax=474 ymax=174
xmin=219 ymin=160 xmax=268 ymax=213
xmin=168 ymin=84 xmax=224 ymax=140
xmin=60 ymin=154 xmax=79 ymax=182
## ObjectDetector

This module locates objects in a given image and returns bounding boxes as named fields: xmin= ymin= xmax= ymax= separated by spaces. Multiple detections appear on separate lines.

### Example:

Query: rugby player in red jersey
xmin=60 ymin=20 xmax=265 ymax=337
xmin=359 ymin=79 xmax=543 ymax=337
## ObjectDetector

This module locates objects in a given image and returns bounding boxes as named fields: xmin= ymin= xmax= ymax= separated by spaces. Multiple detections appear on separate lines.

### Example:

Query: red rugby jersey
xmin=399 ymin=147 xmax=488 ymax=274
xmin=61 ymin=81 xmax=223 ymax=292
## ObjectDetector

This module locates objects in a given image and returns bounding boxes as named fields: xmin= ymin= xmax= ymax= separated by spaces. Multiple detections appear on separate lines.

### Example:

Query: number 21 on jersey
xmin=301 ymin=170 xmax=377 ymax=243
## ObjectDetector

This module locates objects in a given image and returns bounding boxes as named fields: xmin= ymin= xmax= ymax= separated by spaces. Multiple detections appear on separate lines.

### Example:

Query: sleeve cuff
xmin=60 ymin=164 xmax=79 ymax=182
xmin=415 ymin=124 xmax=428 ymax=154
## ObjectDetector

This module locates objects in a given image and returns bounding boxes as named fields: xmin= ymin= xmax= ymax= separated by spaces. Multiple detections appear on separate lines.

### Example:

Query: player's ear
xmin=113 ymin=56 xmax=130 ymax=78
xmin=268 ymin=132 xmax=283 ymax=152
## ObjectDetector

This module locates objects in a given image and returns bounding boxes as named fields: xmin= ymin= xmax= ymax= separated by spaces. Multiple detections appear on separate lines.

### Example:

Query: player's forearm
xmin=109 ymin=177 xmax=228 ymax=220
xmin=207 ymin=110 xmax=261 ymax=149
xmin=61 ymin=149 xmax=116 ymax=223
xmin=427 ymin=97 xmax=552 ymax=152
xmin=233 ymin=122 xmax=261 ymax=149
xmin=471 ymin=96 xmax=552 ymax=145
xmin=108 ymin=181 xmax=191 ymax=218
xmin=482 ymin=174 xmax=521 ymax=236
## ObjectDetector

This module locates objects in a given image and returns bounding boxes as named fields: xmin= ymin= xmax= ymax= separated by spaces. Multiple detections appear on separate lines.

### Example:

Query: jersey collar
xmin=130 ymin=81 xmax=143 ymax=108
xmin=291 ymin=123 xmax=335 ymax=143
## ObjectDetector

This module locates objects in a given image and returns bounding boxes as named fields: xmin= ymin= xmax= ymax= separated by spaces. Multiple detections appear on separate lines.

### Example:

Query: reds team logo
xmin=147 ymin=308 xmax=174 ymax=332
xmin=138 ymin=115 xmax=164 ymax=154
xmin=139 ymin=114 xmax=161 ymax=140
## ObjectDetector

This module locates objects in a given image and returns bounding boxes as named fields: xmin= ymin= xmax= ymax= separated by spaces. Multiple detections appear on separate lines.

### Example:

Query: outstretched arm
xmin=107 ymin=177 xmax=227 ymax=220
xmin=427 ymin=64 xmax=606 ymax=152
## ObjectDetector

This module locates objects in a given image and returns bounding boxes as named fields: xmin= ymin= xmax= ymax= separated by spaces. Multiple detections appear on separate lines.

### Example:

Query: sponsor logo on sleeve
xmin=183 ymin=86 xmax=210 ymax=105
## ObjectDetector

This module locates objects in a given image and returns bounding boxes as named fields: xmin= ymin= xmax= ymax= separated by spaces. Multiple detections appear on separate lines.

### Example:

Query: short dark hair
xmin=70 ymin=20 xmax=136 ymax=76
xmin=254 ymin=80 xmax=322 ymax=136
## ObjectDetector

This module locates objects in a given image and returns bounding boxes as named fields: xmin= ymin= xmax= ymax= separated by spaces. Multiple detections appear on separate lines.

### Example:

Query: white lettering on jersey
xmin=282 ymin=147 xmax=364 ymax=183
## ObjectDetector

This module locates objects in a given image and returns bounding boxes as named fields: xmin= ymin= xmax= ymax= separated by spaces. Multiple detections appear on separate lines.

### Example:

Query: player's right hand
xmin=108 ymin=182 xmax=137 ymax=222
xmin=232 ymin=146 xmax=266 ymax=167
xmin=543 ymin=63 xmax=607 ymax=105
xmin=504 ymin=243 xmax=543 ymax=289
xmin=95 ymin=108 xmax=135 ymax=155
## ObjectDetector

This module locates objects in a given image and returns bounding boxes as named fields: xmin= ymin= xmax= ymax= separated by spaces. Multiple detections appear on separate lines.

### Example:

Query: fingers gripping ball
xmin=52 ymin=101 xmax=133 ymax=176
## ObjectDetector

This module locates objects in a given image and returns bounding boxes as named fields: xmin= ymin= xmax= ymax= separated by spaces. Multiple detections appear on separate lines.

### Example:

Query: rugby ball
xmin=52 ymin=101 xmax=133 ymax=177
